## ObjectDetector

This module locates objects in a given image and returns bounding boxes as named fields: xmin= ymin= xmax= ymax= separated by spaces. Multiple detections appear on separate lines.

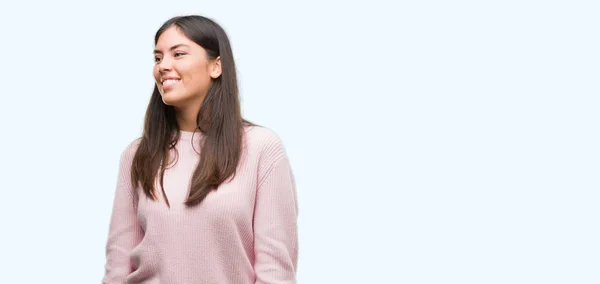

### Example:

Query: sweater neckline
xmin=177 ymin=130 xmax=204 ymax=143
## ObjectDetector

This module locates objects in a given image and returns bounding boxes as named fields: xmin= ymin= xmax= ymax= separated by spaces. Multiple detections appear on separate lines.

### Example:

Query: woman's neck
xmin=175 ymin=105 xmax=201 ymax=132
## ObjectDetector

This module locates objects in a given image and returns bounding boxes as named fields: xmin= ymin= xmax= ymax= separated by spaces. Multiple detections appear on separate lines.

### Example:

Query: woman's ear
xmin=210 ymin=56 xmax=222 ymax=79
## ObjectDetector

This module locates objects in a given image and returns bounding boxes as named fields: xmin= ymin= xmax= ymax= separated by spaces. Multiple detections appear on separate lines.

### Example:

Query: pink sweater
xmin=102 ymin=126 xmax=299 ymax=284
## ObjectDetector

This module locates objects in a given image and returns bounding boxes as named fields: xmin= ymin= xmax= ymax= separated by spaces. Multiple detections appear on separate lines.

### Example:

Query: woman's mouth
xmin=161 ymin=78 xmax=180 ymax=91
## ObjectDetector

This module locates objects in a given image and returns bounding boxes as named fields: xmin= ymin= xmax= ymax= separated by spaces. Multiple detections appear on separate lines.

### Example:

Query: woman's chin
xmin=161 ymin=92 xmax=184 ymax=106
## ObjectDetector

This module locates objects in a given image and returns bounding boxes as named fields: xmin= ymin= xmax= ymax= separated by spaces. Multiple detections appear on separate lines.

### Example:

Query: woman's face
xmin=153 ymin=26 xmax=221 ymax=109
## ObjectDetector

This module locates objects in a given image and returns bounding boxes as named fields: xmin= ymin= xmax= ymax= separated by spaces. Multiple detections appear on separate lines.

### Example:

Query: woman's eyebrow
xmin=154 ymin=44 xmax=190 ymax=54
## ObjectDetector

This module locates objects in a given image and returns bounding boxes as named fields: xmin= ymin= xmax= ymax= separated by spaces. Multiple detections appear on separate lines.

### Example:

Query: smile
xmin=162 ymin=79 xmax=180 ymax=88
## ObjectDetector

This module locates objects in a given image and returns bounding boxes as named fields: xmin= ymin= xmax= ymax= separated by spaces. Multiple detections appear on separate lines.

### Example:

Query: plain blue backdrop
xmin=0 ymin=0 xmax=598 ymax=283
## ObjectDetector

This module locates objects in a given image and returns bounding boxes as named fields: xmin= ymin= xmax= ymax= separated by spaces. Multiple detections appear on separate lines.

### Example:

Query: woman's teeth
xmin=163 ymin=79 xmax=180 ymax=87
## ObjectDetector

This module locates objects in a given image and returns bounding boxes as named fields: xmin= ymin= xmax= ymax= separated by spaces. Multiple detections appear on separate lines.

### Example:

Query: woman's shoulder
xmin=119 ymin=137 xmax=143 ymax=164
xmin=243 ymin=125 xmax=288 ymax=159
xmin=244 ymin=125 xmax=280 ymax=142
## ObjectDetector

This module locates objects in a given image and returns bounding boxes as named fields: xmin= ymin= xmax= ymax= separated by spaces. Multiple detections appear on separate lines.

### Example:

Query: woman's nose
xmin=158 ymin=58 xmax=172 ymax=72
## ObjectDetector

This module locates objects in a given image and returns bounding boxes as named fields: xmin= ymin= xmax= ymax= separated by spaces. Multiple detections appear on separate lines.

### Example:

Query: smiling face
xmin=153 ymin=26 xmax=221 ymax=109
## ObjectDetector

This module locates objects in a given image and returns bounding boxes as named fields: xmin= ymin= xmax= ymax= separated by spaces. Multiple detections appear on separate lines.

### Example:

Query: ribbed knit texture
xmin=102 ymin=126 xmax=298 ymax=284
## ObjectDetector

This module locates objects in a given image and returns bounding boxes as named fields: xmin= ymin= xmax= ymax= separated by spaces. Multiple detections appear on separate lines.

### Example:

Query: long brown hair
xmin=131 ymin=15 xmax=255 ymax=207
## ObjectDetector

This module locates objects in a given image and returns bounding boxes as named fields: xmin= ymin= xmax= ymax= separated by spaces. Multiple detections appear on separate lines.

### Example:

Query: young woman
xmin=102 ymin=15 xmax=298 ymax=284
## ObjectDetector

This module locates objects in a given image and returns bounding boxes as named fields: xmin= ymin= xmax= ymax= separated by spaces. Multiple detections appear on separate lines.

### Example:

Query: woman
xmin=102 ymin=15 xmax=299 ymax=284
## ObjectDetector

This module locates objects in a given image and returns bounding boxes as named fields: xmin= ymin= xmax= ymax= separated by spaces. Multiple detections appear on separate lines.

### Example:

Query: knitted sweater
xmin=102 ymin=126 xmax=299 ymax=284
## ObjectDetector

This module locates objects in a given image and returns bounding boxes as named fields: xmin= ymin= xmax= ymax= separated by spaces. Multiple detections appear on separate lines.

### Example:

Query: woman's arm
xmin=253 ymin=135 xmax=299 ymax=284
xmin=102 ymin=142 xmax=144 ymax=284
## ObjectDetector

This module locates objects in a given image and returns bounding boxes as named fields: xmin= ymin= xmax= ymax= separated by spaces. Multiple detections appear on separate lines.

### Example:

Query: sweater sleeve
xmin=253 ymin=134 xmax=299 ymax=284
xmin=102 ymin=141 xmax=144 ymax=284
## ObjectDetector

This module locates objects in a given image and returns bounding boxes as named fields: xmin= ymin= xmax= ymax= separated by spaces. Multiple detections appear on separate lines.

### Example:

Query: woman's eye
xmin=174 ymin=52 xmax=186 ymax=57
xmin=154 ymin=57 xmax=162 ymax=63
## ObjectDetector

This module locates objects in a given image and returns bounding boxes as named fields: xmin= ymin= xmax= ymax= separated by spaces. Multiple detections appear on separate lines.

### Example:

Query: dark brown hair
xmin=131 ymin=15 xmax=255 ymax=207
